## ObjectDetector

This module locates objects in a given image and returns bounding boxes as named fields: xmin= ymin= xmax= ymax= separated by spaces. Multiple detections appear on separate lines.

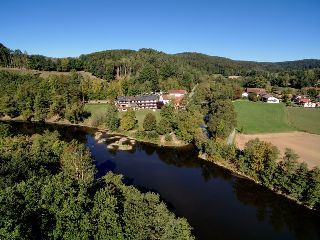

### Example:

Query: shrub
xmin=165 ymin=133 xmax=172 ymax=142
xmin=135 ymin=130 xmax=147 ymax=140
xmin=147 ymin=131 xmax=159 ymax=140
xmin=91 ymin=112 xmax=105 ymax=127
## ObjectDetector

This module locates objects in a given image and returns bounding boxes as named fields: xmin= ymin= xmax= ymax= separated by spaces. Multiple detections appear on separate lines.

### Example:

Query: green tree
xmin=143 ymin=113 xmax=157 ymax=131
xmin=157 ymin=118 xmax=172 ymax=135
xmin=207 ymin=100 xmax=237 ymax=138
xmin=160 ymin=104 xmax=174 ymax=126
xmin=105 ymin=104 xmax=120 ymax=131
xmin=60 ymin=140 xmax=96 ymax=182
xmin=120 ymin=109 xmax=136 ymax=131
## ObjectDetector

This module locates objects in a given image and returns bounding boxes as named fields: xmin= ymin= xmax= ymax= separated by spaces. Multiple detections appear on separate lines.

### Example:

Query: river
xmin=4 ymin=121 xmax=320 ymax=240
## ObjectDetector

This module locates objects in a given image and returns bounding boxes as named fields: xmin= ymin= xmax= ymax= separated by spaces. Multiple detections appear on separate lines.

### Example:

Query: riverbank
xmin=197 ymin=152 xmax=315 ymax=211
xmin=0 ymin=115 xmax=190 ymax=148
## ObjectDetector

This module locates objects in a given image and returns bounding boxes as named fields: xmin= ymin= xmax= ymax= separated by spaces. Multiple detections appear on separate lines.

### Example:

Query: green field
xmin=84 ymin=103 xmax=110 ymax=116
xmin=233 ymin=101 xmax=297 ymax=134
xmin=288 ymin=108 xmax=320 ymax=135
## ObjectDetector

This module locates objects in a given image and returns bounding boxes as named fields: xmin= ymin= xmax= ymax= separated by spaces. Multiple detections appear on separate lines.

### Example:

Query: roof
xmin=175 ymin=96 xmax=183 ymax=103
xmin=117 ymin=96 xmax=136 ymax=102
xmin=273 ymin=91 xmax=282 ymax=95
xmin=168 ymin=90 xmax=187 ymax=95
xmin=299 ymin=99 xmax=310 ymax=103
xmin=161 ymin=95 xmax=170 ymax=100
xmin=135 ymin=95 xmax=157 ymax=101
xmin=246 ymin=88 xmax=268 ymax=95
xmin=262 ymin=94 xmax=274 ymax=99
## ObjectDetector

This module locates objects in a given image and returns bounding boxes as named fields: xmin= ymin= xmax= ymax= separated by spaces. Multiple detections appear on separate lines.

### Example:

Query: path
xmin=227 ymin=128 xmax=235 ymax=145
xmin=189 ymin=83 xmax=199 ymax=98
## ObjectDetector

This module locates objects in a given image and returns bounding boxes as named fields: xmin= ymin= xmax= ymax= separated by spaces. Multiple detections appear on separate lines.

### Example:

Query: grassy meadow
xmin=84 ymin=103 xmax=110 ymax=116
xmin=233 ymin=101 xmax=297 ymax=134
xmin=288 ymin=108 xmax=320 ymax=135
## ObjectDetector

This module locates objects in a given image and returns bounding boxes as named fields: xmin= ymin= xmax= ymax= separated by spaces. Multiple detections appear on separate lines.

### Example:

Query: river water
xmin=5 ymin=121 xmax=320 ymax=240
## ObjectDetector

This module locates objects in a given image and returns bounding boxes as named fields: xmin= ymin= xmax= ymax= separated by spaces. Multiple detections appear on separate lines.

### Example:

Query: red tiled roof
xmin=175 ymin=96 xmax=183 ymax=103
xmin=299 ymin=99 xmax=310 ymax=103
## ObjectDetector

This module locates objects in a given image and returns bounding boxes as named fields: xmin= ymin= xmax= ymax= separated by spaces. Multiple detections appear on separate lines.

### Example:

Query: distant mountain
xmin=174 ymin=52 xmax=320 ymax=75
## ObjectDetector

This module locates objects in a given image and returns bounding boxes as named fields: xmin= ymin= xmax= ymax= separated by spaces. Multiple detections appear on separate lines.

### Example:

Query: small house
xmin=299 ymin=99 xmax=316 ymax=107
xmin=261 ymin=94 xmax=280 ymax=103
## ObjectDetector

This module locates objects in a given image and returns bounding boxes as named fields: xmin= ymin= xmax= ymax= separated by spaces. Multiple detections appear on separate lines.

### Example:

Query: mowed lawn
xmin=234 ymin=101 xmax=297 ymax=134
xmin=288 ymin=108 xmax=320 ymax=135
xmin=84 ymin=103 xmax=110 ymax=116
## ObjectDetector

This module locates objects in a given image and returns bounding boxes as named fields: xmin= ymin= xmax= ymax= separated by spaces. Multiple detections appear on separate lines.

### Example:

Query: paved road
xmin=227 ymin=128 xmax=235 ymax=145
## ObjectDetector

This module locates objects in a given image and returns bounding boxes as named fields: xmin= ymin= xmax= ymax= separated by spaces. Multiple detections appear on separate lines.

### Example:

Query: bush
xmin=165 ymin=133 xmax=172 ymax=142
xmin=135 ymin=130 xmax=147 ymax=140
xmin=91 ymin=112 xmax=105 ymax=127
xmin=147 ymin=131 xmax=159 ymax=140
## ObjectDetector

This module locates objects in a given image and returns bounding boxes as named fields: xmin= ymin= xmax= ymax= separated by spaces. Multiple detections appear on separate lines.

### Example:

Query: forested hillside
xmin=1 ymin=43 xmax=320 ymax=83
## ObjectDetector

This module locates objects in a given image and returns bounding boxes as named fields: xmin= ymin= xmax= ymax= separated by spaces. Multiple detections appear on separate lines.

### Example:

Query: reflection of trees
xmin=96 ymin=160 xmax=116 ymax=178
xmin=7 ymin=121 xmax=88 ymax=143
xmin=232 ymin=177 xmax=320 ymax=240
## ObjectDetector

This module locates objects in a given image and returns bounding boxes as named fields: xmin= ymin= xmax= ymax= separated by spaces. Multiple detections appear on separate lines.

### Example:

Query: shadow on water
xmin=4 ymin=121 xmax=320 ymax=240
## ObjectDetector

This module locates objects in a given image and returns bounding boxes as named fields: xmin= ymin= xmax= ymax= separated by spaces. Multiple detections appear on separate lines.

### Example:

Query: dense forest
xmin=1 ymin=43 xmax=320 ymax=91
xmin=0 ymin=125 xmax=194 ymax=239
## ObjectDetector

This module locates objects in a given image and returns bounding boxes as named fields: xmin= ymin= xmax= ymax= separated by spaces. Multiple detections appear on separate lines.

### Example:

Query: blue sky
xmin=1 ymin=0 xmax=319 ymax=62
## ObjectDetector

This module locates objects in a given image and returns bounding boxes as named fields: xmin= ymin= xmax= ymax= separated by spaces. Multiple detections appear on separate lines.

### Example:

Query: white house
xmin=262 ymin=94 xmax=280 ymax=103
xmin=299 ymin=99 xmax=316 ymax=107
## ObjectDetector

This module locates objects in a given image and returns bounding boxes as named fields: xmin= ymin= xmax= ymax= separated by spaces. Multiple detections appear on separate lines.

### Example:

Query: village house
xmin=116 ymin=95 xmax=158 ymax=111
xmin=261 ymin=94 xmax=280 ymax=103
xmin=246 ymin=88 xmax=268 ymax=96
xmin=299 ymin=99 xmax=316 ymax=108
xmin=273 ymin=91 xmax=282 ymax=98
xmin=136 ymin=95 xmax=158 ymax=110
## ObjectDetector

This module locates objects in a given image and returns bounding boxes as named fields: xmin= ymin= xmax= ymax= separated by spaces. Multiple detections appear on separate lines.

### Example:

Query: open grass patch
xmin=84 ymin=103 xmax=110 ymax=117
xmin=234 ymin=101 xmax=297 ymax=134
xmin=288 ymin=108 xmax=320 ymax=135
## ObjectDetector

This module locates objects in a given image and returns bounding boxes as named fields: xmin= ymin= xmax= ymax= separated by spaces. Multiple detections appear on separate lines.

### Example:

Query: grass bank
xmin=233 ymin=101 xmax=296 ymax=134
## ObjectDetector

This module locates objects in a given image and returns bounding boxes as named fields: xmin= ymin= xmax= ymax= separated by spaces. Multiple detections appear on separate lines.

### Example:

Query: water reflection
xmin=3 ymin=121 xmax=320 ymax=240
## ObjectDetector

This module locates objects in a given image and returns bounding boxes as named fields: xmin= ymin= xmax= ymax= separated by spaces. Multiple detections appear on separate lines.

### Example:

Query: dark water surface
xmin=5 ymin=121 xmax=320 ymax=240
